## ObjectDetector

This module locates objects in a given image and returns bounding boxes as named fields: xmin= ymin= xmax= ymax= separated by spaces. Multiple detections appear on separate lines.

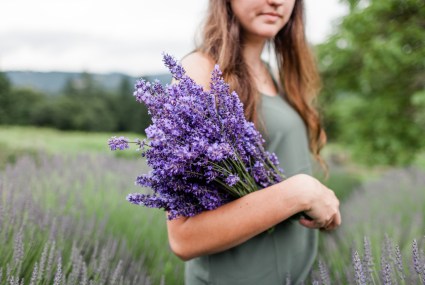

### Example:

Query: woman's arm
xmin=167 ymin=174 xmax=340 ymax=261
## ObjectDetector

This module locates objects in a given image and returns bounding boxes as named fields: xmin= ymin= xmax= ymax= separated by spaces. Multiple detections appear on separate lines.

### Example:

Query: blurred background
xmin=0 ymin=0 xmax=424 ymax=284
xmin=1 ymin=0 xmax=345 ymax=74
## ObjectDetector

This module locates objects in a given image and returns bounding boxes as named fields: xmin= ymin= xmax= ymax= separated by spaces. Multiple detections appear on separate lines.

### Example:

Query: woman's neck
xmin=242 ymin=37 xmax=278 ymax=97
xmin=242 ymin=37 xmax=267 ymax=71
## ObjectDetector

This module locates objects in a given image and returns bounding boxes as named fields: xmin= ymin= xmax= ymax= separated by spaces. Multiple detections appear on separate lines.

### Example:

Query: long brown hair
xmin=199 ymin=0 xmax=327 ymax=169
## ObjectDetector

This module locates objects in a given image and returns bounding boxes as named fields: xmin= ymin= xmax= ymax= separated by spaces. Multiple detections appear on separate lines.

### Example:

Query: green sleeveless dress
xmin=184 ymin=93 xmax=318 ymax=285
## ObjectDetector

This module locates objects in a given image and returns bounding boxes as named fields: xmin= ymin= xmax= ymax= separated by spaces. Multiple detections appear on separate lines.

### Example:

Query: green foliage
xmin=318 ymin=0 xmax=425 ymax=165
xmin=62 ymin=71 xmax=100 ymax=97
xmin=411 ymin=89 xmax=425 ymax=129
xmin=323 ymin=170 xmax=362 ymax=202
xmin=0 ymin=71 xmax=153 ymax=134
xmin=0 ymin=73 xmax=48 ymax=126
xmin=113 ymin=76 xmax=151 ymax=133
xmin=0 ymin=71 xmax=12 ymax=123
xmin=7 ymin=88 xmax=46 ymax=125
xmin=0 ymin=71 xmax=10 ymax=91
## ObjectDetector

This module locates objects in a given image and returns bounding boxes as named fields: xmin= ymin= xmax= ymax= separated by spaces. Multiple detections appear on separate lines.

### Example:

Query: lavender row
xmin=307 ymin=167 xmax=425 ymax=284
xmin=0 ymin=154 xmax=178 ymax=284
xmin=305 ymin=236 xmax=425 ymax=285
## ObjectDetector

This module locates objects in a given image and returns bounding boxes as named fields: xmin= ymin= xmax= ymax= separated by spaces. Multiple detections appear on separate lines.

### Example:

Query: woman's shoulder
xmin=181 ymin=51 xmax=215 ymax=89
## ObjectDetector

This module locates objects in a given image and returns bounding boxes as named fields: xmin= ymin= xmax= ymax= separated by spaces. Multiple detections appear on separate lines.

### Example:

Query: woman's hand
xmin=288 ymin=174 xmax=341 ymax=231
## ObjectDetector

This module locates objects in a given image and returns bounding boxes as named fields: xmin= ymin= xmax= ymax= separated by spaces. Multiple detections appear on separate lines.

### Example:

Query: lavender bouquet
xmin=108 ymin=53 xmax=285 ymax=219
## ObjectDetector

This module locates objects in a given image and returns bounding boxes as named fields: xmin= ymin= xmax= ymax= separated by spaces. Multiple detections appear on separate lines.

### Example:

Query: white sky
xmin=0 ymin=0 xmax=347 ymax=76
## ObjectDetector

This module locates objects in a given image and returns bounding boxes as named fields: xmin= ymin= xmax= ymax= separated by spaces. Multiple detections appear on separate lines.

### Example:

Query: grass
xmin=0 ymin=125 xmax=116 ymax=153
xmin=0 ymin=126 xmax=141 ymax=168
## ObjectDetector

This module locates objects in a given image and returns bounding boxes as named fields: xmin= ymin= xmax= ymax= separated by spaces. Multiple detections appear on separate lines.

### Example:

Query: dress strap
xmin=263 ymin=61 xmax=285 ymax=97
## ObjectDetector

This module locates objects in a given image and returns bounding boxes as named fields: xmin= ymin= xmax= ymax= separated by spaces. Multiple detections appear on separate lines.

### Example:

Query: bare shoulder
xmin=180 ymin=52 xmax=215 ymax=89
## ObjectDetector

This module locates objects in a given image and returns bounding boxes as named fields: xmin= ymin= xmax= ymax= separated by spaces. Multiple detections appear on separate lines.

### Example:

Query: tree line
xmin=0 ymin=71 xmax=151 ymax=134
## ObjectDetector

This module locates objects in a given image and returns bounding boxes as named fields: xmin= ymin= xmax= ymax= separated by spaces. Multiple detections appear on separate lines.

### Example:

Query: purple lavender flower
xmin=362 ymin=236 xmax=374 ymax=283
xmin=412 ymin=239 xmax=421 ymax=274
xmin=112 ymin=53 xmax=285 ymax=219
xmin=108 ymin=136 xmax=130 ymax=151
xmin=318 ymin=258 xmax=330 ymax=285
xmin=381 ymin=258 xmax=392 ymax=285
xmin=225 ymin=175 xmax=240 ymax=187
xmin=134 ymin=138 xmax=147 ymax=151
xmin=163 ymin=53 xmax=186 ymax=80
xmin=352 ymin=250 xmax=367 ymax=285
xmin=394 ymin=244 xmax=405 ymax=280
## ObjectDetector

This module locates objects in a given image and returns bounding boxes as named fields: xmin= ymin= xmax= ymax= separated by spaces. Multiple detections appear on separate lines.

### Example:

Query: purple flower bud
xmin=225 ymin=175 xmax=240 ymax=187
xmin=108 ymin=136 xmax=130 ymax=151
xmin=134 ymin=138 xmax=147 ymax=151
xmin=162 ymin=53 xmax=186 ymax=80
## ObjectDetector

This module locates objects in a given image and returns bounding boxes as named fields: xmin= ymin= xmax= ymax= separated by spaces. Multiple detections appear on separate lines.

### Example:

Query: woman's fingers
xmin=321 ymin=218 xmax=333 ymax=230
xmin=299 ymin=217 xmax=325 ymax=229
xmin=299 ymin=210 xmax=342 ymax=231
xmin=298 ymin=217 xmax=317 ymax=228
xmin=321 ymin=212 xmax=342 ymax=231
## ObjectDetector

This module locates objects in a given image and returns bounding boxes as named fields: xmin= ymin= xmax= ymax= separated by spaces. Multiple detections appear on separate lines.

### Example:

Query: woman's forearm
xmin=166 ymin=175 xmax=311 ymax=261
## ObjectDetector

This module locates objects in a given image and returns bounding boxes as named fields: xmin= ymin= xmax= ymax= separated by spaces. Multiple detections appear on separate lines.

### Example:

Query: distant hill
xmin=5 ymin=71 xmax=172 ymax=94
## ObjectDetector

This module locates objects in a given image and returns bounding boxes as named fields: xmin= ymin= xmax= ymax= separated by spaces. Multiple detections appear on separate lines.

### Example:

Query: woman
xmin=167 ymin=0 xmax=341 ymax=284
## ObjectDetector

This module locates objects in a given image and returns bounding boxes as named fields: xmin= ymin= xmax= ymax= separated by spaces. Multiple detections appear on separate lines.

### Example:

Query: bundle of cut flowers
xmin=108 ymin=53 xmax=284 ymax=219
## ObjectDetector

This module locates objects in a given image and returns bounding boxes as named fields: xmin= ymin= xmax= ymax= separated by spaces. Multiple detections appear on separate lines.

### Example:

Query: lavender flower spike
xmin=352 ymin=250 xmax=367 ymax=285
xmin=162 ymin=52 xmax=186 ymax=80
xmin=108 ymin=136 xmax=130 ymax=151
xmin=412 ymin=239 xmax=421 ymax=274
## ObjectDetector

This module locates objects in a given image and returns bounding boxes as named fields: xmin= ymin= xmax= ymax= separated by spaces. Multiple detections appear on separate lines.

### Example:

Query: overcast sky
xmin=0 ymin=0 xmax=347 ymax=76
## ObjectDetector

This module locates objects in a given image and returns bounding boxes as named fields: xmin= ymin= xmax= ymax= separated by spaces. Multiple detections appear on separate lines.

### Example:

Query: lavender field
xmin=0 ymin=153 xmax=184 ymax=284
xmin=0 ymin=127 xmax=424 ymax=284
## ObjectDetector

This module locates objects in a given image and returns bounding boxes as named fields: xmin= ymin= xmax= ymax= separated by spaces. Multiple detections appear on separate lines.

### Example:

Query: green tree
xmin=0 ymin=72 xmax=12 ymax=123
xmin=57 ymin=72 xmax=118 ymax=131
xmin=63 ymin=71 xmax=99 ymax=98
xmin=113 ymin=76 xmax=151 ymax=134
xmin=9 ymin=88 xmax=46 ymax=125
xmin=0 ymin=73 xmax=46 ymax=125
xmin=317 ymin=0 xmax=425 ymax=165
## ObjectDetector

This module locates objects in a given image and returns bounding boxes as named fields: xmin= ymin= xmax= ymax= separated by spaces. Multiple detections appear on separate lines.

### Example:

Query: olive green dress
xmin=184 ymin=93 xmax=318 ymax=285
